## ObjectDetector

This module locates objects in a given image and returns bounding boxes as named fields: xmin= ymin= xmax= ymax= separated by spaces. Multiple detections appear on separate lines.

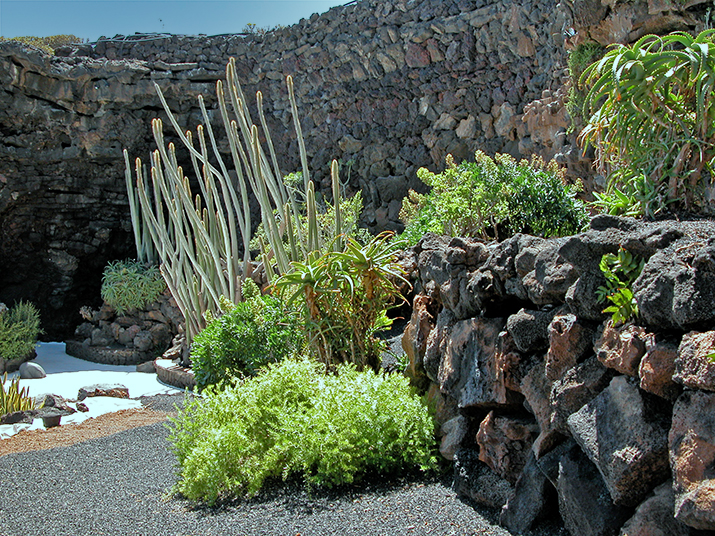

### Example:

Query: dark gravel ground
xmin=0 ymin=393 xmax=563 ymax=536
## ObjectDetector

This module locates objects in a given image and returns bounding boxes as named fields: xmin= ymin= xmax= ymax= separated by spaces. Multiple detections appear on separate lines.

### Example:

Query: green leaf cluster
xmin=100 ymin=260 xmax=167 ymax=316
xmin=0 ymin=372 xmax=35 ymax=415
xmin=565 ymin=42 xmax=605 ymax=132
xmin=0 ymin=35 xmax=85 ymax=54
xmin=0 ymin=301 xmax=41 ymax=364
xmin=190 ymin=282 xmax=303 ymax=391
xmin=273 ymin=232 xmax=407 ymax=371
xmin=597 ymin=247 xmax=644 ymax=325
xmin=168 ymin=358 xmax=437 ymax=505
xmin=399 ymin=152 xmax=588 ymax=244
xmin=579 ymin=29 xmax=715 ymax=216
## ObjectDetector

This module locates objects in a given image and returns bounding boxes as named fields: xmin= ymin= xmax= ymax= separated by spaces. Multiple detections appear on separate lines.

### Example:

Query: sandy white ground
xmin=1 ymin=342 xmax=182 ymax=439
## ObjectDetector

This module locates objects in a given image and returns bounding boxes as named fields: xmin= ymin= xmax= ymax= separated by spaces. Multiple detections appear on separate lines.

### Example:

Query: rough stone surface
xmin=639 ymin=338 xmax=681 ymax=401
xmin=669 ymin=390 xmax=715 ymax=531
xmin=635 ymin=237 xmax=715 ymax=330
xmin=550 ymin=355 xmax=615 ymax=434
xmin=36 ymin=394 xmax=76 ymax=416
xmin=499 ymin=450 xmax=553 ymax=534
xmin=546 ymin=311 xmax=594 ymax=381
xmin=77 ymin=383 xmax=129 ymax=401
xmin=594 ymin=320 xmax=651 ymax=377
xmin=567 ymin=376 xmax=670 ymax=507
xmin=554 ymin=442 xmax=632 ymax=536
xmin=436 ymin=316 xmax=520 ymax=409
xmin=520 ymin=359 xmax=565 ymax=458
xmin=476 ymin=411 xmax=539 ymax=484
xmin=618 ymin=482 xmax=691 ymax=536
xmin=402 ymin=294 xmax=436 ymax=391
xmin=18 ymin=361 xmax=46 ymax=379
xmin=506 ymin=308 xmax=556 ymax=354
xmin=439 ymin=414 xmax=468 ymax=461
xmin=674 ymin=331 xmax=715 ymax=392
xmin=135 ymin=361 xmax=156 ymax=373
xmin=453 ymin=447 xmax=514 ymax=509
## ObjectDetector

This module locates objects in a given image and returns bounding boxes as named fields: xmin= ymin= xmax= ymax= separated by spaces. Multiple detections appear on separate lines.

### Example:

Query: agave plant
xmin=579 ymin=29 xmax=715 ymax=215
xmin=0 ymin=373 xmax=35 ymax=416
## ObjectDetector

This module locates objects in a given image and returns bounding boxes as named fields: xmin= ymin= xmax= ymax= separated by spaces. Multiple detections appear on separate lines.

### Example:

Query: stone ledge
xmin=64 ymin=340 xmax=149 ymax=366
xmin=154 ymin=358 xmax=195 ymax=390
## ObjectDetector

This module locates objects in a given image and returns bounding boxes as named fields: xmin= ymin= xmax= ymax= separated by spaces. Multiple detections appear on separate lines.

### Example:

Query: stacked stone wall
xmin=402 ymin=216 xmax=715 ymax=534
xmin=0 ymin=0 xmax=569 ymax=338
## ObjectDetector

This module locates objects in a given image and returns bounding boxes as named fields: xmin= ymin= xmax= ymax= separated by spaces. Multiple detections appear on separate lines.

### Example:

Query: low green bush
xmin=399 ymin=152 xmax=588 ymax=244
xmin=0 ymin=301 xmax=41 ymax=364
xmin=190 ymin=282 xmax=303 ymax=390
xmin=168 ymin=358 xmax=437 ymax=504
xmin=100 ymin=259 xmax=166 ymax=316
xmin=0 ymin=35 xmax=85 ymax=54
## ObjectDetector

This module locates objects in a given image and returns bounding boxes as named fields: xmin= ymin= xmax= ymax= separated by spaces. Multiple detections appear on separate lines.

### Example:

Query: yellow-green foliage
xmin=0 ymin=35 xmax=85 ymax=54
xmin=0 ymin=301 xmax=41 ymax=363
xmin=101 ymin=260 xmax=167 ymax=316
xmin=1 ymin=372 xmax=35 ymax=415
xmin=168 ymin=358 xmax=437 ymax=504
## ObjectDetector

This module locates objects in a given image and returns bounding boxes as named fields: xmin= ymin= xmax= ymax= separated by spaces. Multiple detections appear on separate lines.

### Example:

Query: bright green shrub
xmin=100 ymin=259 xmax=167 ymax=316
xmin=0 ymin=35 xmax=85 ymax=54
xmin=0 ymin=301 xmax=41 ymax=363
xmin=399 ymin=152 xmax=588 ymax=244
xmin=190 ymin=284 xmax=303 ymax=390
xmin=168 ymin=358 xmax=437 ymax=504
xmin=579 ymin=29 xmax=715 ymax=216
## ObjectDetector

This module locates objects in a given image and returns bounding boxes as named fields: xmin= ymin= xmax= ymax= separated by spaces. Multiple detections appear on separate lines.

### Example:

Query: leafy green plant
xmin=190 ymin=281 xmax=303 ymax=391
xmin=0 ymin=35 xmax=85 ymax=54
xmin=0 ymin=301 xmax=41 ymax=364
xmin=273 ymin=232 xmax=407 ymax=371
xmin=0 ymin=372 xmax=35 ymax=415
xmin=597 ymin=247 xmax=644 ymax=324
xmin=565 ymin=42 xmax=605 ymax=132
xmin=100 ymin=260 xmax=167 ymax=316
xmin=399 ymin=152 xmax=588 ymax=244
xmin=168 ymin=358 xmax=437 ymax=504
xmin=579 ymin=29 xmax=715 ymax=216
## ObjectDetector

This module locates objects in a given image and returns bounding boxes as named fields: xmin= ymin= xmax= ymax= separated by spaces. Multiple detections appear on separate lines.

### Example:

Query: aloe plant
xmin=579 ymin=29 xmax=715 ymax=215
xmin=273 ymin=232 xmax=408 ymax=371
xmin=125 ymin=59 xmax=349 ymax=342
xmin=1 ymin=373 xmax=35 ymax=415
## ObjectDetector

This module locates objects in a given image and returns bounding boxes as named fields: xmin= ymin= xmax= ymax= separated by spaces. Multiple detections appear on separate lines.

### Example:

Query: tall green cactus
xmin=125 ymin=59 xmax=347 ymax=343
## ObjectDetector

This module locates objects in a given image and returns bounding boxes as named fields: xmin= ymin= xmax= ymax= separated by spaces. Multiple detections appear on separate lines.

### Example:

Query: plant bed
xmin=154 ymin=358 xmax=195 ymax=390
xmin=64 ymin=340 xmax=150 ymax=366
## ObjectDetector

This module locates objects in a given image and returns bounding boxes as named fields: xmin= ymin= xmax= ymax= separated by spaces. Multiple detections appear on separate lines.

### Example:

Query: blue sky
xmin=0 ymin=0 xmax=346 ymax=41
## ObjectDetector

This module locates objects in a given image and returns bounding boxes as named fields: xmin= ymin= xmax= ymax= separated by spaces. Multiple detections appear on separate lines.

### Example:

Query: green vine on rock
xmin=596 ymin=247 xmax=644 ymax=325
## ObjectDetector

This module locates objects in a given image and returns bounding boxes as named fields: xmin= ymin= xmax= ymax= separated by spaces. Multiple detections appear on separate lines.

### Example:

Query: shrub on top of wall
xmin=399 ymin=151 xmax=589 ymax=244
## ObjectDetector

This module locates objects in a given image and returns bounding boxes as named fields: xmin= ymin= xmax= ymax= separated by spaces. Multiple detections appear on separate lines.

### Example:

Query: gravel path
xmin=0 ymin=394 xmax=559 ymax=536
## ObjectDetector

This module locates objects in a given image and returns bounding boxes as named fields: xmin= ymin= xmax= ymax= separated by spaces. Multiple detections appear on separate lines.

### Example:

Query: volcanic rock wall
xmin=402 ymin=216 xmax=715 ymax=534
xmin=0 ymin=0 xmax=569 ymax=339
